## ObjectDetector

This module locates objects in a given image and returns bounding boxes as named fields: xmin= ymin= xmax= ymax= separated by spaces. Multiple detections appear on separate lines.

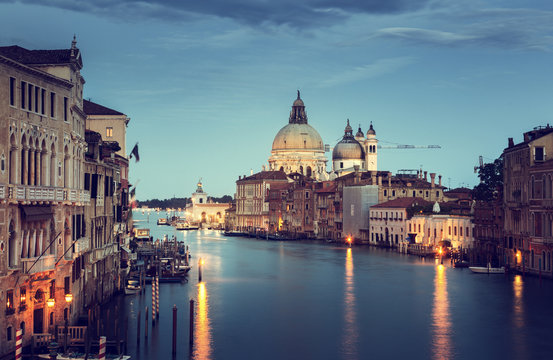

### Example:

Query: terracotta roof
xmin=238 ymin=171 xmax=288 ymax=182
xmin=84 ymin=99 xmax=124 ymax=116
xmin=0 ymin=45 xmax=77 ymax=65
xmin=371 ymin=197 xmax=431 ymax=209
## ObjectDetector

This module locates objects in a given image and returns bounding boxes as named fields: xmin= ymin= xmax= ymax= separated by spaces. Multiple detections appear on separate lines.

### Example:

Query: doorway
xmin=33 ymin=307 xmax=44 ymax=334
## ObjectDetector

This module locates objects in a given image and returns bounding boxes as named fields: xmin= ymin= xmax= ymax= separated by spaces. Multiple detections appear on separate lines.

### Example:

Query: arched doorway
xmin=201 ymin=212 xmax=207 ymax=223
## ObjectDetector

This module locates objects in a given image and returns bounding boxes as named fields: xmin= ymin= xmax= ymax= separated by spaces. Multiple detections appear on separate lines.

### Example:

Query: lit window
xmin=106 ymin=127 xmax=113 ymax=137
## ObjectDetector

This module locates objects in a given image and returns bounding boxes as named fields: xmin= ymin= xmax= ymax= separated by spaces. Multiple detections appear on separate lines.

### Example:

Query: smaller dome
xmin=355 ymin=125 xmax=364 ymax=138
xmin=293 ymin=90 xmax=304 ymax=107
xmin=367 ymin=122 xmax=376 ymax=136
xmin=332 ymin=119 xmax=365 ymax=161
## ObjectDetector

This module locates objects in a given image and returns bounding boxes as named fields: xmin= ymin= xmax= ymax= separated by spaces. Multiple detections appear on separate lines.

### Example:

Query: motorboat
xmin=157 ymin=218 xmax=168 ymax=226
xmin=469 ymin=264 xmax=505 ymax=274
xmin=125 ymin=278 xmax=141 ymax=295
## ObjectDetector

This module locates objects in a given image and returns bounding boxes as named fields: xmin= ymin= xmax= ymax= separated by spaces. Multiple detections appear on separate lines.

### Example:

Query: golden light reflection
xmin=431 ymin=264 xmax=452 ymax=360
xmin=512 ymin=275 xmax=526 ymax=357
xmin=341 ymin=247 xmax=358 ymax=358
xmin=193 ymin=282 xmax=212 ymax=360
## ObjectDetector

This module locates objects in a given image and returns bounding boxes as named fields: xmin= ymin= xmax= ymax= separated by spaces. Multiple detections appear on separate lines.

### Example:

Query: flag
xmin=130 ymin=143 xmax=139 ymax=162
xmin=130 ymin=187 xmax=137 ymax=209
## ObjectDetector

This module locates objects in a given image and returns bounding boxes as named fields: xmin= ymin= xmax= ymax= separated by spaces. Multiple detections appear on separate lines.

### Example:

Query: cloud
xmin=2 ymin=0 xmax=430 ymax=28
xmin=372 ymin=25 xmax=553 ymax=51
xmin=320 ymin=57 xmax=414 ymax=87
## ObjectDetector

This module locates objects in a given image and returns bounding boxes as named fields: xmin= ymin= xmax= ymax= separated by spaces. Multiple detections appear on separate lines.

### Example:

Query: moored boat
xmin=469 ymin=264 xmax=505 ymax=274
xmin=125 ymin=278 xmax=141 ymax=295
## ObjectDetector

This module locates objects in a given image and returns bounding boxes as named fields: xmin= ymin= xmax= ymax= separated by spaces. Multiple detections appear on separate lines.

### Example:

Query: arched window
xmin=306 ymin=166 xmax=312 ymax=177
xmin=299 ymin=166 xmax=303 ymax=174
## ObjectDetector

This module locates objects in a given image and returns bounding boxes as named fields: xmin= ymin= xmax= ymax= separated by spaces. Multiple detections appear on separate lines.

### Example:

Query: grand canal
xmin=109 ymin=211 xmax=553 ymax=360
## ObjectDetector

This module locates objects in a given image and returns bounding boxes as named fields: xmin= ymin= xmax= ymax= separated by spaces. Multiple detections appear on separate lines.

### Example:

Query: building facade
xmin=503 ymin=126 xmax=553 ymax=275
xmin=0 ymin=40 xmax=89 ymax=355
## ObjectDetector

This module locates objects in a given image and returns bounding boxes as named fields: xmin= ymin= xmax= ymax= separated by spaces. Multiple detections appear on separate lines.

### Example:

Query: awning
xmin=22 ymin=206 xmax=54 ymax=222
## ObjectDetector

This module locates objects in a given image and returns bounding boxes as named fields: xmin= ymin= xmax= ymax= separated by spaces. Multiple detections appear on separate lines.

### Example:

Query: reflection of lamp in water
xmin=198 ymin=258 xmax=204 ymax=282
xmin=194 ymin=282 xmax=212 ymax=360
xmin=346 ymin=236 xmax=352 ymax=247
xmin=341 ymin=247 xmax=357 ymax=357
xmin=431 ymin=264 xmax=451 ymax=360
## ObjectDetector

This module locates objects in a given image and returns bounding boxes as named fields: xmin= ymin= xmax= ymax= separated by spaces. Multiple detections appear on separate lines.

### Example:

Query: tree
xmin=472 ymin=157 xmax=503 ymax=201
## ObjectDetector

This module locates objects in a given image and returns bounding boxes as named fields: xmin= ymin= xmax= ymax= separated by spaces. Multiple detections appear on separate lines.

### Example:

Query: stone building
xmin=268 ymin=92 xmax=328 ymax=180
xmin=185 ymin=180 xmax=231 ymax=227
xmin=84 ymin=100 xmax=129 ymax=157
xmin=0 ymin=39 xmax=89 ymax=356
xmin=313 ymin=181 xmax=338 ymax=240
xmin=503 ymin=126 xmax=553 ymax=275
xmin=369 ymin=197 xmax=431 ymax=248
xmin=235 ymin=171 xmax=289 ymax=232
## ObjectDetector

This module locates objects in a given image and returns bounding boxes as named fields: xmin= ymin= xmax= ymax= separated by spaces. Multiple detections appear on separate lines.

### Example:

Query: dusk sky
xmin=1 ymin=0 xmax=552 ymax=199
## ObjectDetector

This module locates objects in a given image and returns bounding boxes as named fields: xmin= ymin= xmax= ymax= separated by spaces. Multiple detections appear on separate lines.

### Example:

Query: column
xmin=36 ymin=150 xmax=42 ymax=186
xmin=21 ymin=148 xmax=28 ymax=185
xmin=29 ymin=149 xmax=35 ymax=186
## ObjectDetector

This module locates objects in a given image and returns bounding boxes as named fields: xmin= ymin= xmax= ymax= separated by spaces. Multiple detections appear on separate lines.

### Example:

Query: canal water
xmin=106 ymin=211 xmax=553 ymax=360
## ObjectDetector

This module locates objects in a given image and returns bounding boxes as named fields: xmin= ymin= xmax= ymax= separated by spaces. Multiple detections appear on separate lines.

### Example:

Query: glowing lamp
xmin=439 ymin=248 xmax=443 ymax=255
xmin=46 ymin=298 xmax=55 ymax=308
xmin=20 ymin=294 xmax=25 ymax=303
xmin=6 ymin=299 xmax=10 ymax=308
xmin=65 ymin=293 xmax=73 ymax=303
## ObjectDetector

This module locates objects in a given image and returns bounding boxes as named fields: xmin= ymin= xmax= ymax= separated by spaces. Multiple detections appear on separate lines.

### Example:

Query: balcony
xmin=20 ymin=254 xmax=56 ymax=274
xmin=7 ymin=184 xmax=90 ymax=205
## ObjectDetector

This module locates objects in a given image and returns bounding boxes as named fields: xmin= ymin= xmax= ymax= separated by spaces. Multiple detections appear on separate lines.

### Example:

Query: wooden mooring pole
xmin=189 ymin=299 xmax=195 ymax=349
xmin=137 ymin=309 xmax=141 ymax=345
xmin=172 ymin=305 xmax=177 ymax=356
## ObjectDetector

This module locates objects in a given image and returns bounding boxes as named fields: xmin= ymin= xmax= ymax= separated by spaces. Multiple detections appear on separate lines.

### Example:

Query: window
xmin=305 ymin=191 xmax=309 ymax=199
xmin=9 ymin=77 xmax=15 ymax=106
xmin=454 ymin=226 xmax=457 ymax=236
xmin=449 ymin=226 xmax=451 ymax=235
xmin=20 ymin=287 xmax=26 ymax=307
xmin=305 ymin=204 xmax=309 ymax=210
xmin=50 ymin=92 xmax=56 ymax=117
xmin=41 ymin=89 xmax=46 ymax=115
xmin=535 ymin=147 xmax=545 ymax=162
xmin=460 ymin=227 xmax=463 ymax=236
xmin=28 ymin=84 xmax=33 ymax=111
xmin=466 ymin=227 xmax=469 ymax=237
xmin=340 ymin=162 xmax=344 ymax=169
xmin=6 ymin=289 xmax=14 ymax=312
xmin=35 ymin=86 xmax=39 ymax=112
xmin=20 ymin=81 xmax=26 ymax=109
xmin=384 ymin=190 xmax=387 ymax=196
xmin=6 ymin=326 xmax=12 ymax=341
xmin=64 ymin=97 xmax=68 ymax=122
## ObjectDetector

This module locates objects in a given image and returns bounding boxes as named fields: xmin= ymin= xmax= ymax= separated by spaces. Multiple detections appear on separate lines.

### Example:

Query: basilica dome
xmin=271 ymin=90 xmax=324 ymax=151
xmin=272 ymin=123 xmax=324 ymax=151
xmin=332 ymin=119 xmax=364 ymax=160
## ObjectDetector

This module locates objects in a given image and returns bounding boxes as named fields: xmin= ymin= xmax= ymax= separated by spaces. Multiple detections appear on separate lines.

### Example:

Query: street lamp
xmin=64 ymin=293 xmax=73 ymax=303
xmin=46 ymin=298 xmax=55 ymax=308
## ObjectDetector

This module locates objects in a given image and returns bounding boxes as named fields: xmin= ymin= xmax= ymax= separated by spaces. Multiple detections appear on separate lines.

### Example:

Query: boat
xmin=157 ymin=218 xmax=168 ymax=226
xmin=39 ymin=353 xmax=130 ymax=360
xmin=453 ymin=260 xmax=470 ymax=268
xmin=175 ymin=220 xmax=188 ymax=230
xmin=469 ymin=264 xmax=505 ymax=274
xmin=125 ymin=278 xmax=141 ymax=295
xmin=223 ymin=230 xmax=246 ymax=237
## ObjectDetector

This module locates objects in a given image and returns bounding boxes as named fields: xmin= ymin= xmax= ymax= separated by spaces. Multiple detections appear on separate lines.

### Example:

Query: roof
xmin=0 ymin=45 xmax=81 ymax=67
xmin=238 ymin=171 xmax=289 ymax=182
xmin=504 ymin=126 xmax=553 ymax=153
xmin=371 ymin=197 xmax=431 ymax=209
xmin=84 ymin=99 xmax=125 ymax=116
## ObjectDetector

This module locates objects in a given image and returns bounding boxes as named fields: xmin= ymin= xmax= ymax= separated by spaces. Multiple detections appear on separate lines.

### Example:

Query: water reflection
xmin=512 ymin=275 xmax=526 ymax=357
xmin=431 ymin=263 xmax=452 ymax=360
xmin=341 ymin=248 xmax=358 ymax=359
xmin=193 ymin=282 xmax=213 ymax=360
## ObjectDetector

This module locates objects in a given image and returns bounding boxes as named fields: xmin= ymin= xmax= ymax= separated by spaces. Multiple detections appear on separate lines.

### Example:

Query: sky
xmin=1 ymin=0 xmax=552 ymax=199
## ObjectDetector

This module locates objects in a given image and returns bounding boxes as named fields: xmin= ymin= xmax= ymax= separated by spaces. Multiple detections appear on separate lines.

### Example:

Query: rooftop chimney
xmin=438 ymin=175 xmax=442 ymax=187
xmin=371 ymin=171 xmax=377 ymax=185
xmin=388 ymin=172 xmax=392 ymax=187
xmin=378 ymin=175 xmax=382 ymax=186
xmin=250 ymin=169 xmax=254 ymax=175
xmin=508 ymin=137 xmax=514 ymax=148
xmin=430 ymin=173 xmax=436 ymax=188
xmin=424 ymin=171 xmax=428 ymax=181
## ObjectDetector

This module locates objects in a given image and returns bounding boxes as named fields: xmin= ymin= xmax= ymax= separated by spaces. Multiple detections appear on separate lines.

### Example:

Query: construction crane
xmin=378 ymin=144 xmax=441 ymax=149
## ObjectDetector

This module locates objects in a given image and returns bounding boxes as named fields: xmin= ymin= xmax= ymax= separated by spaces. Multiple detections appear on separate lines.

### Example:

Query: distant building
xmin=235 ymin=171 xmax=289 ymax=231
xmin=83 ymin=99 xmax=129 ymax=157
xmin=186 ymin=180 xmax=230 ymax=227
xmin=369 ymin=197 xmax=432 ymax=248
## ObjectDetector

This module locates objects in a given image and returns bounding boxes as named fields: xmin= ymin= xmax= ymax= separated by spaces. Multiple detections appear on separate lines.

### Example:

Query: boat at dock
xmin=124 ymin=278 xmax=141 ymax=295
xmin=157 ymin=218 xmax=169 ymax=225
xmin=39 ymin=354 xmax=130 ymax=360
xmin=469 ymin=264 xmax=505 ymax=274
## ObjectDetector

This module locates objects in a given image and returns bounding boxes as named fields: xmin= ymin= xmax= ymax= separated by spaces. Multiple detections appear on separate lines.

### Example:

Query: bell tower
xmin=365 ymin=122 xmax=378 ymax=171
